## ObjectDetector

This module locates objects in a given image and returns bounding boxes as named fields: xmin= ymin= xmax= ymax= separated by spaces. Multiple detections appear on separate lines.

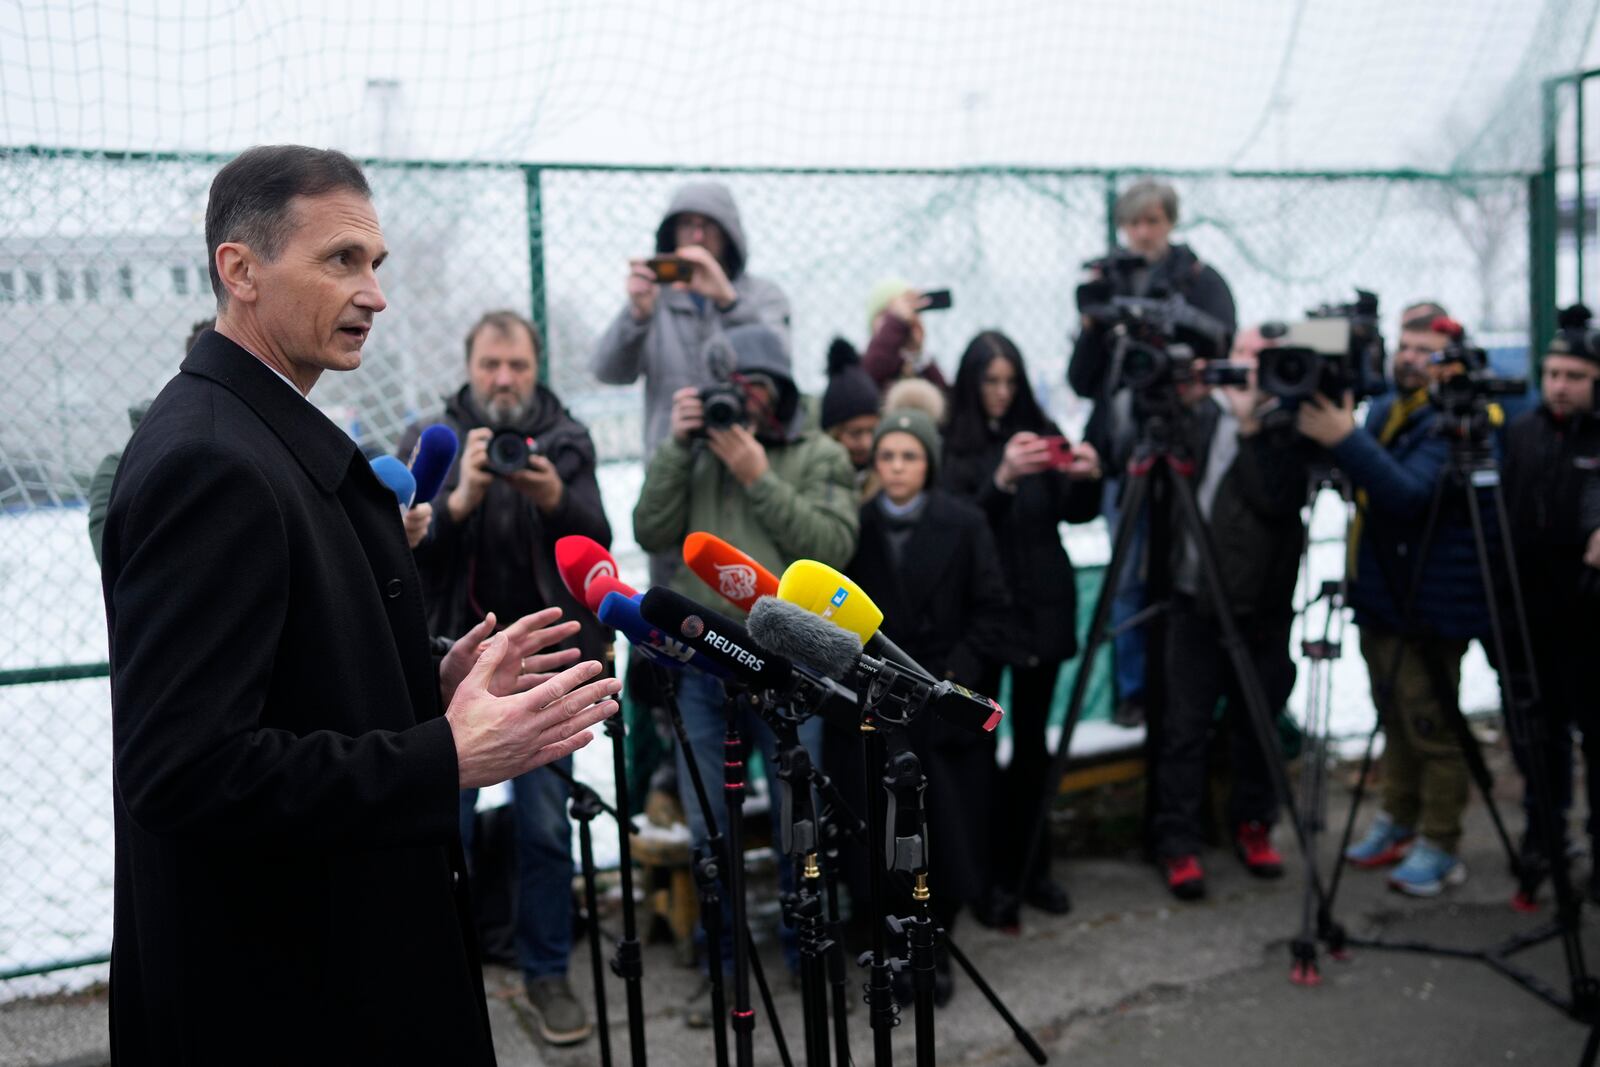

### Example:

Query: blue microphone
xmin=597 ymin=591 xmax=731 ymax=678
xmin=410 ymin=424 xmax=459 ymax=504
xmin=370 ymin=455 xmax=416 ymax=508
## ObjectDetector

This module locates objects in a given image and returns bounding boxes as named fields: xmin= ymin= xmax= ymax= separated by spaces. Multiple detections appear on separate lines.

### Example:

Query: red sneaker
xmin=1236 ymin=821 xmax=1285 ymax=879
xmin=1164 ymin=855 xmax=1206 ymax=901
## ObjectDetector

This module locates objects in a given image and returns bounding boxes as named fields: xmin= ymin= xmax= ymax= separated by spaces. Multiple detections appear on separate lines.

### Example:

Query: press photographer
xmin=631 ymin=322 xmax=857 ymax=1025
xmin=1150 ymin=327 xmax=1309 ymax=901
xmin=1069 ymin=178 xmax=1237 ymax=727
xmin=399 ymin=309 xmax=612 ymax=1045
xmin=1502 ymin=305 xmax=1600 ymax=892
xmin=1296 ymin=304 xmax=1492 ymax=897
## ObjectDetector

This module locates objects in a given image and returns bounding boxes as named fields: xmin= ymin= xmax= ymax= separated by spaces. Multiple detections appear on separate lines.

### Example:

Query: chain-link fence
xmin=0 ymin=149 xmax=1535 ymax=998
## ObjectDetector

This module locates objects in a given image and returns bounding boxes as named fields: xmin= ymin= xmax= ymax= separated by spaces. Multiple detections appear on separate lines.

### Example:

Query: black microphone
xmin=746 ymin=596 xmax=1003 ymax=735
xmin=637 ymin=587 xmax=861 ymax=730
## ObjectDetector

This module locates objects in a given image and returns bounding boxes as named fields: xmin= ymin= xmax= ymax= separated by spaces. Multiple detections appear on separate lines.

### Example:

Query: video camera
xmin=1078 ymin=292 xmax=1245 ymax=395
xmin=1258 ymin=290 xmax=1387 ymax=408
xmin=1428 ymin=332 xmax=1526 ymax=424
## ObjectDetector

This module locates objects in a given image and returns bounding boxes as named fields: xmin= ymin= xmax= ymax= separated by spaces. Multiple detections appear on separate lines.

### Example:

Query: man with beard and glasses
xmin=398 ymin=309 xmax=612 ymax=1046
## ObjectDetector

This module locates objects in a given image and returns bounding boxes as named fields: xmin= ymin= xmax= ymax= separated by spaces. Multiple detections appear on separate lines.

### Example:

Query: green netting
xmin=2 ymin=0 xmax=1597 ymax=1000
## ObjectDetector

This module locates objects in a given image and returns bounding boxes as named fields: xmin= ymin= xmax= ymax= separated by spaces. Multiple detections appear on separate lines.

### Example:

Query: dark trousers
xmin=1152 ymin=598 xmax=1294 ymax=859
xmin=1506 ymin=608 xmax=1600 ymax=848
xmin=979 ymin=660 xmax=1065 ymax=890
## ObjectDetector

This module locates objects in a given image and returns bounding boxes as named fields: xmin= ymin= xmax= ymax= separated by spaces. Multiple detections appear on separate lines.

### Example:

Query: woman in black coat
xmin=942 ymin=330 xmax=1104 ymax=928
xmin=842 ymin=406 xmax=1012 ymax=1006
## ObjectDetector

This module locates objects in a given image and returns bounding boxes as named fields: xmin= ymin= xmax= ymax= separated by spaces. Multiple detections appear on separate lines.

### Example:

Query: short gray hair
xmin=205 ymin=145 xmax=371 ymax=308
xmin=1114 ymin=179 xmax=1180 ymax=227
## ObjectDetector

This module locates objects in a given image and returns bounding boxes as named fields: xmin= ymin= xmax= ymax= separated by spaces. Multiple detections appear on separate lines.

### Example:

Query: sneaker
xmin=524 ymin=976 xmax=592 ymax=1045
xmin=1235 ymin=821 xmax=1284 ymax=879
xmin=1163 ymin=855 xmax=1206 ymax=901
xmin=1345 ymin=813 xmax=1415 ymax=868
xmin=1387 ymin=838 xmax=1468 ymax=897
xmin=971 ymin=885 xmax=1021 ymax=931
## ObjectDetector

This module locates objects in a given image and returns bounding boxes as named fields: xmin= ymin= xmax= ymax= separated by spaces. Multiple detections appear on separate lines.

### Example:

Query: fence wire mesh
xmin=0 ymin=149 xmax=1533 ymax=997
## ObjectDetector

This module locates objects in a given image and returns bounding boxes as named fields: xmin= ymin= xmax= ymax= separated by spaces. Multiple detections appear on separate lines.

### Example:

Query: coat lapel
xmin=889 ymin=493 xmax=963 ymax=617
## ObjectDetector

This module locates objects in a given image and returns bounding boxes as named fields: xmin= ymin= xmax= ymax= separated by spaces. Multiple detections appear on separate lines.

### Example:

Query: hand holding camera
xmin=448 ymin=427 xmax=565 ymax=521
xmin=1294 ymin=392 xmax=1357 ymax=447
xmin=448 ymin=427 xmax=497 ymax=522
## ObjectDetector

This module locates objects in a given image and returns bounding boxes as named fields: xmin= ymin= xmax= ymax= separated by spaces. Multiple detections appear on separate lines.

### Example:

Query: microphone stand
xmin=773 ymin=715 xmax=834 ymax=1067
xmin=654 ymin=667 xmax=795 ymax=1067
xmin=724 ymin=684 xmax=759 ymax=1067
xmin=603 ymin=643 xmax=649 ymax=1066
xmin=881 ymin=737 xmax=937 ymax=1067
xmin=547 ymin=763 xmax=615 ymax=1067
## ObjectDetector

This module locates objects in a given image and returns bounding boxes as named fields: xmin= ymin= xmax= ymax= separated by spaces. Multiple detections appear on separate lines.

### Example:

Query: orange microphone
xmin=682 ymin=531 xmax=779 ymax=612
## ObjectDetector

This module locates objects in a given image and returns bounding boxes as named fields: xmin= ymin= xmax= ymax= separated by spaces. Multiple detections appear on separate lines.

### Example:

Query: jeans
xmin=1103 ymin=475 xmax=1149 ymax=704
xmin=670 ymin=669 xmax=825 ymax=974
xmin=459 ymin=759 xmax=574 ymax=981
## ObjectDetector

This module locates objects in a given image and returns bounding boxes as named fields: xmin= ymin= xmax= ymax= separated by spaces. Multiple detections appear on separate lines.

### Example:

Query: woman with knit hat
xmin=837 ymin=404 xmax=1012 ymax=1007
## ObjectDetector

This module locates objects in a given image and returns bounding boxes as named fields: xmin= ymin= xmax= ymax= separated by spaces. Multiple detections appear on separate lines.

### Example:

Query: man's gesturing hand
xmin=439 ymin=608 xmax=583 ymax=708
xmin=447 ymin=633 xmax=621 ymax=790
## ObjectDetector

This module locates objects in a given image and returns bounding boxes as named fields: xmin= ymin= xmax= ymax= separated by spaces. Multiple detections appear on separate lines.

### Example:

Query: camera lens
xmin=1121 ymin=343 xmax=1165 ymax=390
xmin=487 ymin=430 xmax=530 ymax=475
xmin=699 ymin=386 xmax=746 ymax=431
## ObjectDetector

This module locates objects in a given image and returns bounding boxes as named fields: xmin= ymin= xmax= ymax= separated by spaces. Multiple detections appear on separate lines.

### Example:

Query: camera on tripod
xmin=1428 ymin=336 xmax=1526 ymax=417
xmin=1078 ymin=291 xmax=1245 ymax=403
xmin=1258 ymin=290 xmax=1387 ymax=409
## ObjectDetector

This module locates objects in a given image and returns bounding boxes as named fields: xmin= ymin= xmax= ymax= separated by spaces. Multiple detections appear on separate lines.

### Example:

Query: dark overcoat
xmin=841 ymin=490 xmax=1011 ymax=905
xmin=101 ymin=332 xmax=495 ymax=1066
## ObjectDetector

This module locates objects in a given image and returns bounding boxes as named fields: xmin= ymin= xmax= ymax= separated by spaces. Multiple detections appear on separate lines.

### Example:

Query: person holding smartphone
xmin=861 ymin=278 xmax=952 ymax=395
xmin=941 ymin=329 xmax=1103 ymax=928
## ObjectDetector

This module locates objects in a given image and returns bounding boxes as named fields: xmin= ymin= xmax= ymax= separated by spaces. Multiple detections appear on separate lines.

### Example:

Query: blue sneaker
xmin=1387 ymin=838 xmax=1467 ymax=897
xmin=1345 ymin=813 xmax=1415 ymax=869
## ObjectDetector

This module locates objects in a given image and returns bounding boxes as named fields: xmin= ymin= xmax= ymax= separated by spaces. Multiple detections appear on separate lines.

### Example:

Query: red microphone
xmin=554 ymin=536 xmax=621 ymax=615
xmin=585 ymin=574 xmax=638 ymax=617
xmin=682 ymin=531 xmax=779 ymax=612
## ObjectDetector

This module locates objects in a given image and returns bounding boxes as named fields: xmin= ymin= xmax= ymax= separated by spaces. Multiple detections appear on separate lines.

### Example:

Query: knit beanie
xmin=1548 ymin=304 xmax=1600 ymax=367
xmin=866 ymin=277 xmax=914 ymax=331
xmin=872 ymin=406 xmax=941 ymax=481
xmin=821 ymin=339 xmax=881 ymax=430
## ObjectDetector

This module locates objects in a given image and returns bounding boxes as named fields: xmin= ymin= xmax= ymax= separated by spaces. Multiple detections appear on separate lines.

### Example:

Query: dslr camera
xmin=1258 ymin=290 xmax=1386 ymax=409
xmin=487 ymin=431 xmax=541 ymax=476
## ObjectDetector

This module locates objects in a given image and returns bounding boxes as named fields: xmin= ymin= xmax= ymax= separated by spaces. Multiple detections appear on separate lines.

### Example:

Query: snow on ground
xmin=0 ymin=461 xmax=1499 ymax=999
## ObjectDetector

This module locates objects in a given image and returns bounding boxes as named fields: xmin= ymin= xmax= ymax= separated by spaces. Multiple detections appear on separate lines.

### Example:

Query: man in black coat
xmin=100 ymin=145 xmax=621 ymax=1066
xmin=397 ymin=310 xmax=611 ymax=1044
xmin=1502 ymin=306 xmax=1600 ymax=890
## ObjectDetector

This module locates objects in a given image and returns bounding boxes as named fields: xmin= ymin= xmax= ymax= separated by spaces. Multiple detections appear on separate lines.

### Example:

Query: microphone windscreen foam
xmin=776 ymin=560 xmax=885 ymax=643
xmin=554 ymin=536 xmax=619 ymax=605
xmin=747 ymin=596 xmax=863 ymax=679
xmin=409 ymin=424 xmax=459 ymax=504
xmin=370 ymin=455 xmax=416 ymax=508
xmin=683 ymin=531 xmax=780 ymax=611
xmin=585 ymin=574 xmax=637 ymax=616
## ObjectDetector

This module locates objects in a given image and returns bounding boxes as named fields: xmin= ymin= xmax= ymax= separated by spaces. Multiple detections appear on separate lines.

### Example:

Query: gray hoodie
xmin=590 ymin=181 xmax=792 ymax=459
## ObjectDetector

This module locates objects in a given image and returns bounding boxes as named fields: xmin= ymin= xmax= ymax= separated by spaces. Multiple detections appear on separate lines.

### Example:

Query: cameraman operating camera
xmin=1150 ymin=327 xmax=1308 ymax=900
xmin=1502 ymin=305 xmax=1600 ymax=893
xmin=398 ymin=310 xmax=611 ymax=1045
xmin=1296 ymin=303 xmax=1488 ymax=897
xmin=1069 ymin=179 xmax=1237 ymax=727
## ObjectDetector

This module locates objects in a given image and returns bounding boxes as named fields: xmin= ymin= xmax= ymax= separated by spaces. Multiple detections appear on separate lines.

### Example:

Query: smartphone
xmin=1041 ymin=435 xmax=1073 ymax=470
xmin=646 ymin=255 xmax=695 ymax=284
xmin=920 ymin=289 xmax=953 ymax=311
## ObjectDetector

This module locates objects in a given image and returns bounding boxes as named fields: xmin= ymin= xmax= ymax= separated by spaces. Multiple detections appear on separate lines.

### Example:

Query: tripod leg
xmin=1166 ymin=467 xmax=1328 ymax=906
xmin=1470 ymin=477 xmax=1596 ymax=1013
xmin=576 ymin=811 xmax=615 ymax=1067
xmin=603 ymin=687 xmax=650 ymax=1067
xmin=1017 ymin=468 xmax=1153 ymax=895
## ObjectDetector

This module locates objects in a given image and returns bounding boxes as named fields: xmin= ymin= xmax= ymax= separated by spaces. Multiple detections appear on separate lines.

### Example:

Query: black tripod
xmin=603 ymin=644 xmax=649 ymax=1067
xmin=546 ymin=762 xmax=624 ymax=1067
xmin=654 ymin=667 xmax=794 ymax=1067
xmin=1321 ymin=412 xmax=1598 ymax=1020
xmin=1286 ymin=465 xmax=1355 ymax=985
xmin=1019 ymin=402 xmax=1332 ymax=958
